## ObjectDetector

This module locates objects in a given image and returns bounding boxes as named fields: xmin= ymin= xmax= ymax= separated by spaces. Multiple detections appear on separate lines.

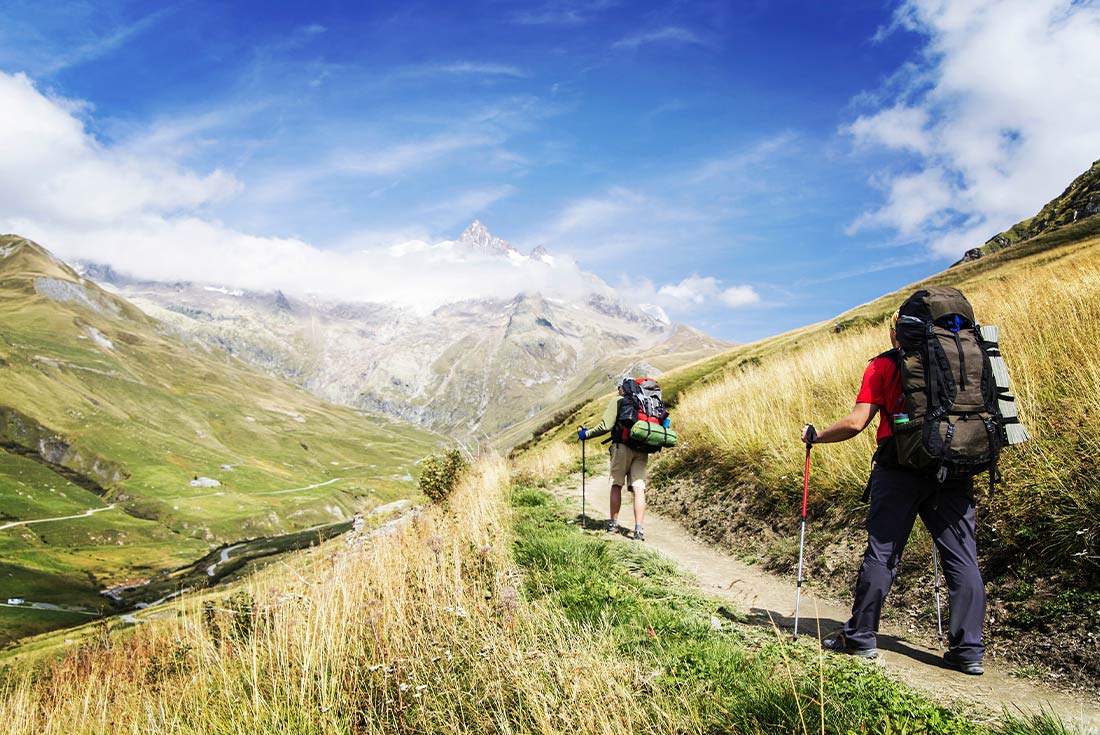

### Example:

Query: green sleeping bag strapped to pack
xmin=629 ymin=420 xmax=678 ymax=449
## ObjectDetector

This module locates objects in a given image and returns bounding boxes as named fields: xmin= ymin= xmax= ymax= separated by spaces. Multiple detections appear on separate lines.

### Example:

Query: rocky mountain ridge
xmin=80 ymin=222 xmax=728 ymax=443
xmin=961 ymin=158 xmax=1100 ymax=262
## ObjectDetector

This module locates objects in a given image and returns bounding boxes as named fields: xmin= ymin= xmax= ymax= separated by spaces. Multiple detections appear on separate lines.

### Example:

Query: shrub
xmin=419 ymin=449 xmax=468 ymax=504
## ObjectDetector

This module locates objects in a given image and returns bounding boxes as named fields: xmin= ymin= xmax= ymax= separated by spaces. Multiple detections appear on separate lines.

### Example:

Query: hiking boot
xmin=606 ymin=519 xmax=619 ymax=534
xmin=943 ymin=651 xmax=984 ymax=675
xmin=633 ymin=528 xmax=645 ymax=542
xmin=822 ymin=634 xmax=877 ymax=659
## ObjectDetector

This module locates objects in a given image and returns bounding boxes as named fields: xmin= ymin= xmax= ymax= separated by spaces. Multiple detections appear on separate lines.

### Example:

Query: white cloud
xmin=657 ymin=276 xmax=719 ymax=307
xmin=628 ymin=275 xmax=761 ymax=313
xmin=38 ymin=8 xmax=172 ymax=75
xmin=613 ymin=26 xmax=707 ymax=50
xmin=420 ymin=185 xmax=517 ymax=222
xmin=847 ymin=0 xmax=1100 ymax=257
xmin=0 ymin=71 xmax=614 ymax=313
xmin=335 ymin=132 xmax=502 ymax=177
xmin=718 ymin=285 xmax=760 ymax=308
xmin=848 ymin=105 xmax=930 ymax=155
xmin=429 ymin=62 xmax=528 ymax=78
xmin=0 ymin=73 xmax=240 ymax=228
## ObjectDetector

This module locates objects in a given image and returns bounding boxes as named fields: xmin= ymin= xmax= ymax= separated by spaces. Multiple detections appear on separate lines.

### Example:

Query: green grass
xmin=511 ymin=485 xmax=994 ymax=735
xmin=0 ymin=237 xmax=442 ymax=644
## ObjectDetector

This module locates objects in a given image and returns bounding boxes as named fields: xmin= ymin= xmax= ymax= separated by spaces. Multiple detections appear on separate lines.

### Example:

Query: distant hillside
xmin=960 ymin=158 xmax=1100 ymax=261
xmin=0 ymin=236 xmax=438 ymax=645
xmin=83 ymin=221 xmax=730 ymax=447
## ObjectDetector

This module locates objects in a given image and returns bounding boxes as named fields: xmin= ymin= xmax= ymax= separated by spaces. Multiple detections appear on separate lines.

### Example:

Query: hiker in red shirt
xmin=800 ymin=309 xmax=986 ymax=675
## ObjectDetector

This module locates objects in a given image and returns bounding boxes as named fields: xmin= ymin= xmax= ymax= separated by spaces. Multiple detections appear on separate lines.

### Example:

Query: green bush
xmin=418 ymin=450 xmax=468 ymax=504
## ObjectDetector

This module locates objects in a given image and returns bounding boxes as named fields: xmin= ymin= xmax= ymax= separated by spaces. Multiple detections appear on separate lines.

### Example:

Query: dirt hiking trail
xmin=555 ymin=468 xmax=1100 ymax=732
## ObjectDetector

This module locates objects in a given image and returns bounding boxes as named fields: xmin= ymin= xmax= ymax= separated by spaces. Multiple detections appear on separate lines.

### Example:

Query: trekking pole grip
xmin=803 ymin=423 xmax=817 ymax=448
xmin=801 ymin=424 xmax=815 ymax=518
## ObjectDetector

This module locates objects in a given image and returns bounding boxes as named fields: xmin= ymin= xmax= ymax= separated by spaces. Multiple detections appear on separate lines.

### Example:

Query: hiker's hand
xmin=802 ymin=424 xmax=818 ymax=444
xmin=578 ymin=427 xmax=588 ymax=441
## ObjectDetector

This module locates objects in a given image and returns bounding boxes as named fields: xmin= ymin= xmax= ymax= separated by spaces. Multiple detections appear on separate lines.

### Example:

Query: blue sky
xmin=1 ymin=0 xmax=1099 ymax=342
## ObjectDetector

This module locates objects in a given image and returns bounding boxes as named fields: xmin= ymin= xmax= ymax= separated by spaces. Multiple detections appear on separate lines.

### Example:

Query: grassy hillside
xmin=0 ymin=236 xmax=439 ymax=645
xmin=518 ymin=214 xmax=1100 ymax=681
xmin=0 ymin=455 xmax=1068 ymax=734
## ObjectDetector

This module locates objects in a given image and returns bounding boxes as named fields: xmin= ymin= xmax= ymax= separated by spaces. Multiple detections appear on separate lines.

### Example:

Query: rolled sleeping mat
xmin=980 ymin=324 xmax=1030 ymax=445
xmin=629 ymin=420 xmax=678 ymax=448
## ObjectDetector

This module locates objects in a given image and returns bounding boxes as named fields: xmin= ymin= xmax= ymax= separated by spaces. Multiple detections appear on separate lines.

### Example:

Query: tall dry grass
xmin=0 ymin=456 xmax=697 ymax=734
xmin=664 ymin=238 xmax=1100 ymax=577
xmin=511 ymin=439 xmax=576 ymax=484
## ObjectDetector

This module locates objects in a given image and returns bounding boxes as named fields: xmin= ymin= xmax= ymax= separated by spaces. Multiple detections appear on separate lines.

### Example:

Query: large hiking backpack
xmin=890 ymin=286 xmax=1026 ymax=485
xmin=614 ymin=378 xmax=677 ymax=453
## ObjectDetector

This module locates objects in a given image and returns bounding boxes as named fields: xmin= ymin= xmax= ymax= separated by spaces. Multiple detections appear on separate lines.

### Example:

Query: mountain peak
xmin=1 ymin=235 xmax=81 ymax=281
xmin=458 ymin=221 xmax=517 ymax=256
xmin=529 ymin=244 xmax=553 ymax=264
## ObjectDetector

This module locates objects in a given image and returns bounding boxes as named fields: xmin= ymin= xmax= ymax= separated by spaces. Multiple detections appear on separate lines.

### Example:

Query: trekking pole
xmin=581 ymin=436 xmax=586 ymax=529
xmin=932 ymin=545 xmax=944 ymax=644
xmin=793 ymin=424 xmax=816 ymax=640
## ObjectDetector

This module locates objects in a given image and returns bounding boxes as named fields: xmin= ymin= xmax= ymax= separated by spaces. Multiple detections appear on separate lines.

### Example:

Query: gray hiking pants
xmin=842 ymin=465 xmax=986 ymax=662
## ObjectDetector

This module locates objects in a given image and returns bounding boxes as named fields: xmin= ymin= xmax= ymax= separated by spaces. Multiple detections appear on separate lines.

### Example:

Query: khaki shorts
xmin=609 ymin=443 xmax=648 ymax=490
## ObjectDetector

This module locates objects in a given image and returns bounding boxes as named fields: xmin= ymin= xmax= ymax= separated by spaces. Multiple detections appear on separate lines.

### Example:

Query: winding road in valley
xmin=0 ymin=504 xmax=117 ymax=531
xmin=556 ymin=468 xmax=1100 ymax=731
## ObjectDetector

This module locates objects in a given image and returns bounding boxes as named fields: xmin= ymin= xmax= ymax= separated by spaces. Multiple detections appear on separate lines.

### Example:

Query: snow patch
xmin=203 ymin=286 xmax=244 ymax=297
xmin=0 ymin=245 xmax=16 ymax=258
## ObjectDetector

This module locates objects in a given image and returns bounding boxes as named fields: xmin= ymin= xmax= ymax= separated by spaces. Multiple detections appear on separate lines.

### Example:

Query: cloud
xmin=718 ymin=285 xmax=761 ymax=308
xmin=657 ymin=276 xmax=719 ymax=307
xmin=687 ymin=133 xmax=798 ymax=185
xmin=0 ymin=70 xmax=614 ymax=313
xmin=419 ymin=185 xmax=517 ymax=225
xmin=334 ymin=132 xmax=503 ymax=177
xmin=0 ymin=72 xmax=240 ymax=228
xmin=33 ymin=8 xmax=172 ymax=75
xmin=631 ymin=275 xmax=761 ymax=313
xmin=613 ymin=26 xmax=708 ymax=50
xmin=510 ymin=0 xmax=620 ymax=25
xmin=846 ymin=0 xmax=1100 ymax=258
xmin=427 ymin=62 xmax=528 ymax=78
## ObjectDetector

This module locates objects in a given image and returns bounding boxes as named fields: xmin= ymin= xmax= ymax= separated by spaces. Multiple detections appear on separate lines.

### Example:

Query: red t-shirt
xmin=856 ymin=354 xmax=903 ymax=442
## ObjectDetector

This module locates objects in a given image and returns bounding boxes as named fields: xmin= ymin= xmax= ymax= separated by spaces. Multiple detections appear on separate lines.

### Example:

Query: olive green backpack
xmin=890 ymin=286 xmax=1027 ymax=487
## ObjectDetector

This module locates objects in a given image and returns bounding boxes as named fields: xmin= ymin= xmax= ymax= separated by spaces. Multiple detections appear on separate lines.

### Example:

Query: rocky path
xmin=556 ymin=469 xmax=1100 ymax=732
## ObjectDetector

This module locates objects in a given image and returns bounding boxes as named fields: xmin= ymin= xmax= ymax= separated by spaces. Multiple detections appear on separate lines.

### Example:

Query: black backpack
xmin=612 ymin=378 xmax=675 ymax=453
xmin=890 ymin=287 xmax=1007 ymax=484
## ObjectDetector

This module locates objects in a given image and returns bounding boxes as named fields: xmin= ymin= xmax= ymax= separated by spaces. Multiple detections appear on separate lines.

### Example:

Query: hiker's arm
xmin=585 ymin=397 xmax=620 ymax=438
xmin=803 ymin=403 xmax=877 ymax=444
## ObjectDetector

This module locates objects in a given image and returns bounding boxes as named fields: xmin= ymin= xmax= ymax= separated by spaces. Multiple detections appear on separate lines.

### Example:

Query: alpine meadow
xmin=5 ymin=1 xmax=1100 ymax=732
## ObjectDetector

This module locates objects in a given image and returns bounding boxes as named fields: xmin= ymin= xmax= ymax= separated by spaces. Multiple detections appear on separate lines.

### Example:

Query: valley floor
xmin=555 ymin=463 xmax=1100 ymax=732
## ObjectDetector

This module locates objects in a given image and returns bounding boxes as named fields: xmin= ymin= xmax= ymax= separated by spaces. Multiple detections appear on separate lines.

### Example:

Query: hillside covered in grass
xmin=0 ymin=236 xmax=439 ymax=645
xmin=0 ymin=454 xmax=1077 ymax=734
xmin=518 ymin=195 xmax=1100 ymax=682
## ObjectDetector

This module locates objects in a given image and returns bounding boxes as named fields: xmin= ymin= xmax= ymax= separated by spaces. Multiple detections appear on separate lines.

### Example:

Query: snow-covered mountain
xmin=80 ymin=222 xmax=729 ymax=444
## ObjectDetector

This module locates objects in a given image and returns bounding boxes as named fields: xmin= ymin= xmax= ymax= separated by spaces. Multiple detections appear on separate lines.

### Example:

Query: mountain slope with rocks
xmin=961 ymin=158 xmax=1100 ymax=261
xmin=85 ymin=222 xmax=730 ymax=445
